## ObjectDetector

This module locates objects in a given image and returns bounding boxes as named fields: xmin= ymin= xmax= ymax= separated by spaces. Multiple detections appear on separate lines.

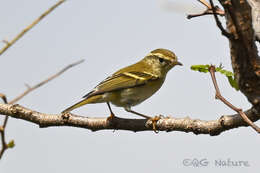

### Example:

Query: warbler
xmin=62 ymin=48 xmax=182 ymax=129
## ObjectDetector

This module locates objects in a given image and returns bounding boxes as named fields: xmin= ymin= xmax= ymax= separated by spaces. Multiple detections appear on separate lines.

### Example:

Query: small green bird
xmin=62 ymin=48 xmax=182 ymax=128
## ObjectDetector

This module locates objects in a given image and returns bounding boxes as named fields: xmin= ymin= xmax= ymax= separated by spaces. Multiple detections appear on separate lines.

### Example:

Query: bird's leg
xmin=124 ymin=107 xmax=151 ymax=119
xmin=124 ymin=107 xmax=160 ymax=133
xmin=106 ymin=102 xmax=115 ymax=120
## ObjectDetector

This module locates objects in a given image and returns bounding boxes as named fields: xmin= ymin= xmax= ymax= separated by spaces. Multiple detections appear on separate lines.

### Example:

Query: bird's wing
xmin=83 ymin=71 xmax=159 ymax=98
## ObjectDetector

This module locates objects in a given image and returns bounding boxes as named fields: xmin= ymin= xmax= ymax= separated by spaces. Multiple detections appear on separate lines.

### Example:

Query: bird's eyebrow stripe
xmin=147 ymin=53 xmax=172 ymax=61
xmin=147 ymin=53 xmax=164 ymax=58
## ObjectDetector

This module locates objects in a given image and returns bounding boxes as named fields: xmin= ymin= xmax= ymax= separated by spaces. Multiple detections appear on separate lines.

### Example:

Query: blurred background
xmin=0 ymin=0 xmax=258 ymax=172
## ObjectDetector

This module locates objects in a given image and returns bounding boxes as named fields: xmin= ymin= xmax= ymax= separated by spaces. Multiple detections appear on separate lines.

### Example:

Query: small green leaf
xmin=190 ymin=65 xmax=210 ymax=73
xmin=227 ymin=76 xmax=239 ymax=91
xmin=191 ymin=64 xmax=239 ymax=91
xmin=217 ymin=68 xmax=234 ymax=77
xmin=217 ymin=68 xmax=239 ymax=90
xmin=7 ymin=140 xmax=15 ymax=148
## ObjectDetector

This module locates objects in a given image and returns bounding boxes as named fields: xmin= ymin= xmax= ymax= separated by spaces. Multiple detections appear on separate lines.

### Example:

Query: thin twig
xmin=209 ymin=65 xmax=260 ymax=133
xmin=0 ymin=94 xmax=7 ymax=104
xmin=10 ymin=59 xmax=84 ymax=104
xmin=2 ymin=40 xmax=10 ymax=45
xmin=209 ymin=0 xmax=233 ymax=38
xmin=0 ymin=0 xmax=66 ymax=56
xmin=0 ymin=126 xmax=7 ymax=159
xmin=0 ymin=94 xmax=8 ymax=159
xmin=187 ymin=0 xmax=224 ymax=19
xmin=187 ymin=8 xmax=223 ymax=19
xmin=198 ymin=0 xmax=211 ymax=9
xmin=0 ymin=59 xmax=84 ymax=159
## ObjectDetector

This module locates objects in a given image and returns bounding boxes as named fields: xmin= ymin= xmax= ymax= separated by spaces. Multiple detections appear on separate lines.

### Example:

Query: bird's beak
xmin=175 ymin=61 xmax=183 ymax=66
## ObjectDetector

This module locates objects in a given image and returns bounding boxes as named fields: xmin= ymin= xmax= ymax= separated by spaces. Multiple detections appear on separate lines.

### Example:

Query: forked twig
xmin=0 ymin=0 xmax=66 ymax=56
xmin=0 ymin=59 xmax=84 ymax=159
xmin=209 ymin=0 xmax=233 ymax=39
xmin=187 ymin=0 xmax=224 ymax=19
xmin=209 ymin=65 xmax=260 ymax=133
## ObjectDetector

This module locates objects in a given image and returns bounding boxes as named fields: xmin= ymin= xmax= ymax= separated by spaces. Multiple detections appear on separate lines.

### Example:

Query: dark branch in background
xmin=0 ymin=103 xmax=259 ymax=136
xmin=187 ymin=0 xmax=224 ymax=19
xmin=209 ymin=0 xmax=233 ymax=39
xmin=247 ymin=0 xmax=260 ymax=42
xmin=217 ymin=0 xmax=260 ymax=108
xmin=0 ymin=59 xmax=84 ymax=159
xmin=0 ymin=94 xmax=9 ymax=159
xmin=209 ymin=65 xmax=260 ymax=133
xmin=224 ymin=1 xmax=244 ymax=40
xmin=0 ymin=0 xmax=66 ymax=56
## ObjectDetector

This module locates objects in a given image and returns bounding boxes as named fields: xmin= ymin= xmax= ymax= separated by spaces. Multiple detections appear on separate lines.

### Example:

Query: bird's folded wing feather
xmin=83 ymin=71 xmax=158 ymax=98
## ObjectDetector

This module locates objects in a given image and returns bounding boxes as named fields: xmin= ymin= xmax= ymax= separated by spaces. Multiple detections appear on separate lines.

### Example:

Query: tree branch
xmin=187 ymin=0 xmax=224 ymax=19
xmin=0 ymin=103 xmax=259 ymax=136
xmin=0 ymin=94 xmax=8 ymax=159
xmin=209 ymin=0 xmax=233 ymax=38
xmin=0 ymin=0 xmax=66 ymax=56
xmin=218 ymin=0 xmax=260 ymax=108
xmin=209 ymin=65 xmax=260 ymax=133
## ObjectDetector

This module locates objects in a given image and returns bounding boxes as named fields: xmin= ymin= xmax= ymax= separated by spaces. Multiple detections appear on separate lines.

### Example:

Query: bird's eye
xmin=159 ymin=58 xmax=164 ymax=63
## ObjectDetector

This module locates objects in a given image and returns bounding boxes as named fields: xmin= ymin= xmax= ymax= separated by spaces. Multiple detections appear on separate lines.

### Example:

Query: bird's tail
xmin=61 ymin=95 xmax=103 ymax=113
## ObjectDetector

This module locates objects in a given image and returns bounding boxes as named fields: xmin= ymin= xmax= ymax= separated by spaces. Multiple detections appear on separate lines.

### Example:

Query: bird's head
xmin=143 ymin=48 xmax=182 ymax=75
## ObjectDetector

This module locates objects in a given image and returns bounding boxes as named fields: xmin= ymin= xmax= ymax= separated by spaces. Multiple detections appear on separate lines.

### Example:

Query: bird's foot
xmin=106 ymin=113 xmax=119 ymax=131
xmin=61 ymin=111 xmax=70 ymax=120
xmin=107 ymin=112 xmax=115 ymax=121
xmin=149 ymin=115 xmax=163 ymax=133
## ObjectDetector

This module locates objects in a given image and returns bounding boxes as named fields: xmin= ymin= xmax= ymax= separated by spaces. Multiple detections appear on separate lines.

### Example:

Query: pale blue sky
xmin=1 ymin=0 xmax=258 ymax=172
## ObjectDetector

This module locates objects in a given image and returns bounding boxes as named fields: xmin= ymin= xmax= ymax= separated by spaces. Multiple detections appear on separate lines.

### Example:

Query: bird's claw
xmin=107 ymin=112 xmax=115 ymax=121
xmin=150 ymin=115 xmax=163 ymax=133
xmin=107 ymin=113 xmax=118 ymax=132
